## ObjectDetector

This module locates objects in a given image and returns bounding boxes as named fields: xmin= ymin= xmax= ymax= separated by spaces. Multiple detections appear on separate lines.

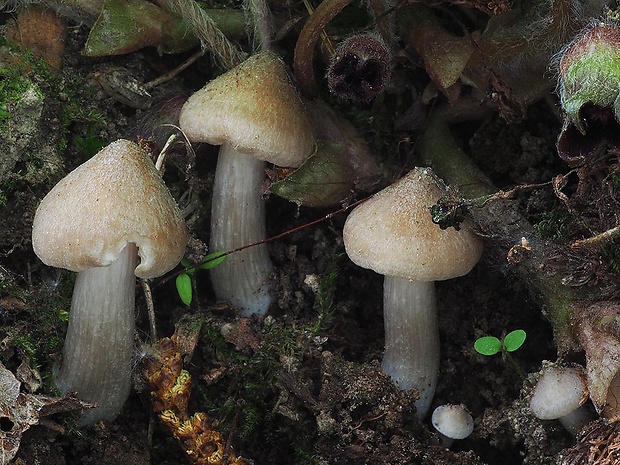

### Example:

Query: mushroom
xmin=342 ymin=167 xmax=483 ymax=419
xmin=32 ymin=139 xmax=187 ymax=425
xmin=178 ymin=51 xmax=315 ymax=317
xmin=530 ymin=363 xmax=595 ymax=435
xmin=431 ymin=404 xmax=474 ymax=447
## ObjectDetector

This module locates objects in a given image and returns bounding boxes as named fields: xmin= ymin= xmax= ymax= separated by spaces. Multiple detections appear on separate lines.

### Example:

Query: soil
xmin=0 ymin=2 xmax=617 ymax=465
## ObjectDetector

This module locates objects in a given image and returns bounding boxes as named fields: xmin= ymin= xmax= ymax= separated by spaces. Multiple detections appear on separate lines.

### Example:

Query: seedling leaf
xmin=474 ymin=336 xmax=502 ymax=356
xmin=196 ymin=251 xmax=227 ymax=270
xmin=176 ymin=272 xmax=192 ymax=306
xmin=503 ymin=329 xmax=526 ymax=352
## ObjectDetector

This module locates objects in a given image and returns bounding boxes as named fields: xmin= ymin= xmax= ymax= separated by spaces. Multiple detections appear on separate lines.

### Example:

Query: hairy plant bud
xmin=556 ymin=22 xmax=620 ymax=165
xmin=326 ymin=33 xmax=391 ymax=102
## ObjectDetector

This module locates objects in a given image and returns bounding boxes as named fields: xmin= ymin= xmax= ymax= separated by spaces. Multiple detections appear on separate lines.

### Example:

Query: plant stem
xmin=294 ymin=0 xmax=352 ymax=97
xmin=244 ymin=0 xmax=274 ymax=52
xmin=417 ymin=108 xmax=576 ymax=354
xmin=165 ymin=0 xmax=246 ymax=69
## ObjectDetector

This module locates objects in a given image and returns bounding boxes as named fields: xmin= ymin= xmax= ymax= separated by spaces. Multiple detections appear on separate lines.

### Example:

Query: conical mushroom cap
xmin=179 ymin=51 xmax=315 ymax=168
xmin=32 ymin=139 xmax=188 ymax=279
xmin=343 ymin=167 xmax=483 ymax=281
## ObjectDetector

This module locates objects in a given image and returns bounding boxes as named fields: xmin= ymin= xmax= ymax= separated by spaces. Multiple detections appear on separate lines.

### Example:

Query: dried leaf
xmin=5 ymin=5 xmax=67 ymax=70
xmin=270 ymin=100 xmax=380 ymax=207
xmin=573 ymin=301 xmax=620 ymax=422
xmin=270 ymin=141 xmax=355 ymax=207
xmin=83 ymin=0 xmax=163 ymax=56
xmin=173 ymin=314 xmax=203 ymax=360
xmin=0 ymin=362 xmax=91 ymax=462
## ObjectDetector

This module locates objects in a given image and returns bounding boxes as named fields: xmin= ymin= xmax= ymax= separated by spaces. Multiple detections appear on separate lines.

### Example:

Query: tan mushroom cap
xmin=343 ymin=167 xmax=483 ymax=281
xmin=32 ymin=139 xmax=188 ymax=279
xmin=178 ymin=51 xmax=315 ymax=168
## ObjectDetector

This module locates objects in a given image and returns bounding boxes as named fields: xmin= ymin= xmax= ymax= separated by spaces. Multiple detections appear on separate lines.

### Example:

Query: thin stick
xmin=570 ymin=225 xmax=620 ymax=249
xmin=294 ymin=0 xmax=352 ymax=97
xmin=166 ymin=0 xmax=246 ymax=69
xmin=158 ymin=197 xmax=369 ymax=285
xmin=144 ymin=50 xmax=205 ymax=90
xmin=141 ymin=280 xmax=158 ymax=341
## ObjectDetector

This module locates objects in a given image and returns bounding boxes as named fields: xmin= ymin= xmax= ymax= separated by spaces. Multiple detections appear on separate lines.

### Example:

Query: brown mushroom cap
xmin=343 ymin=167 xmax=483 ymax=281
xmin=178 ymin=51 xmax=315 ymax=168
xmin=32 ymin=139 xmax=188 ymax=279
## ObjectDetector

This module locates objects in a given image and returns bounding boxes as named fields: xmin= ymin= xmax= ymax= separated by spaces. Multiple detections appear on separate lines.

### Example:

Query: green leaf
xmin=474 ymin=336 xmax=502 ymax=356
xmin=196 ymin=251 xmax=227 ymax=270
xmin=270 ymin=141 xmax=356 ymax=207
xmin=503 ymin=329 xmax=526 ymax=352
xmin=176 ymin=272 xmax=192 ymax=306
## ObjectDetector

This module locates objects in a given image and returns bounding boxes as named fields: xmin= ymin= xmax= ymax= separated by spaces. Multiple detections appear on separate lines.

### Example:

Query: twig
xmin=294 ymin=0 xmax=352 ymax=97
xmin=571 ymin=225 xmax=620 ymax=249
xmin=244 ymin=0 xmax=274 ymax=51
xmin=158 ymin=197 xmax=368 ymax=285
xmin=144 ymin=50 xmax=205 ymax=90
xmin=417 ymin=106 xmax=577 ymax=354
xmin=166 ymin=0 xmax=246 ymax=69
xmin=141 ymin=280 xmax=158 ymax=341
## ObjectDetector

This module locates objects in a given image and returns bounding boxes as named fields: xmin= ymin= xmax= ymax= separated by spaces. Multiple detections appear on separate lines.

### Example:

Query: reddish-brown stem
xmin=158 ymin=197 xmax=368 ymax=285
xmin=368 ymin=0 xmax=395 ymax=46
xmin=294 ymin=0 xmax=353 ymax=97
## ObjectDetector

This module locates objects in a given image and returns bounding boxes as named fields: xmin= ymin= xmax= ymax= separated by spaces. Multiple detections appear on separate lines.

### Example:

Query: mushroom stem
xmin=558 ymin=406 xmax=595 ymax=435
xmin=382 ymin=276 xmax=439 ymax=419
xmin=209 ymin=142 xmax=274 ymax=317
xmin=55 ymin=243 xmax=138 ymax=425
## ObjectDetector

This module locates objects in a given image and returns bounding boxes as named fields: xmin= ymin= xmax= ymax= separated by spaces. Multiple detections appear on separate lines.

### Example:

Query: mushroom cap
xmin=432 ymin=404 xmax=474 ymax=440
xmin=32 ymin=139 xmax=188 ymax=279
xmin=530 ymin=365 xmax=587 ymax=420
xmin=343 ymin=167 xmax=483 ymax=281
xmin=178 ymin=51 xmax=315 ymax=168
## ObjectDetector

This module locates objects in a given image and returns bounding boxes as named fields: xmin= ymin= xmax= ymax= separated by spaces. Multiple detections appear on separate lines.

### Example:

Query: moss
xmin=534 ymin=208 xmax=572 ymax=242
xmin=196 ymin=316 xmax=316 ymax=459
xmin=601 ymin=240 xmax=620 ymax=275
xmin=5 ymin=273 xmax=73 ymax=388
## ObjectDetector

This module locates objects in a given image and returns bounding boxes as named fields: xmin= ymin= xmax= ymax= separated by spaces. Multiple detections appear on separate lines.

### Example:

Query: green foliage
xmin=6 ymin=277 xmax=72 ymax=380
xmin=175 ymin=272 xmax=192 ymax=306
xmin=534 ymin=208 xmax=571 ymax=242
xmin=239 ymin=405 xmax=262 ymax=440
xmin=73 ymin=124 xmax=107 ymax=159
xmin=503 ymin=329 xmax=527 ymax=351
xmin=474 ymin=329 xmax=527 ymax=381
xmin=197 ymin=317 xmax=308 ymax=454
xmin=601 ymin=240 xmax=620 ymax=274
xmin=474 ymin=329 xmax=526 ymax=356
xmin=0 ymin=65 xmax=34 ymax=130
xmin=312 ymin=253 xmax=342 ymax=333
xmin=473 ymin=335 xmax=502 ymax=356
xmin=175 ymin=252 xmax=227 ymax=306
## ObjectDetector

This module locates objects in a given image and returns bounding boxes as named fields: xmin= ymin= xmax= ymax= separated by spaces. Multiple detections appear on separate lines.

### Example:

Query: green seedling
xmin=175 ymin=251 xmax=227 ymax=306
xmin=474 ymin=329 xmax=527 ymax=380
xmin=474 ymin=329 xmax=526 ymax=355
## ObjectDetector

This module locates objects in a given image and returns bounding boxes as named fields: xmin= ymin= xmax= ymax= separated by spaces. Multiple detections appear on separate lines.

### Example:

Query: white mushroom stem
xmin=558 ymin=406 xmax=595 ymax=435
xmin=55 ymin=244 xmax=138 ymax=425
xmin=209 ymin=142 xmax=274 ymax=317
xmin=382 ymin=276 xmax=440 ymax=420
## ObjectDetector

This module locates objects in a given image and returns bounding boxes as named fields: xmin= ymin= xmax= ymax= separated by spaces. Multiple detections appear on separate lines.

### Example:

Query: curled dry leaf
xmin=572 ymin=300 xmax=620 ymax=422
xmin=0 ymin=362 xmax=91 ymax=462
